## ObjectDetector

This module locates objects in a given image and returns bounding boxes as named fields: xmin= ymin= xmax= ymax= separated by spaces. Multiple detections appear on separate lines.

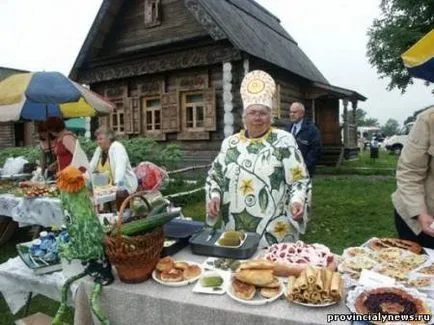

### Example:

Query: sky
xmin=0 ymin=0 xmax=432 ymax=125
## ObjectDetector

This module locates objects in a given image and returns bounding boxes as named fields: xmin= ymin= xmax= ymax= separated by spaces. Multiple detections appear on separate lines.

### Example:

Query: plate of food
xmin=226 ymin=259 xmax=284 ymax=305
xmin=203 ymin=257 xmax=244 ymax=272
xmin=192 ymin=270 xmax=230 ymax=295
xmin=347 ymin=286 xmax=434 ymax=324
xmin=263 ymin=241 xmax=336 ymax=278
xmin=152 ymin=256 xmax=202 ymax=287
xmin=285 ymin=266 xmax=344 ymax=307
xmin=214 ymin=230 xmax=247 ymax=248
xmin=365 ymin=237 xmax=424 ymax=255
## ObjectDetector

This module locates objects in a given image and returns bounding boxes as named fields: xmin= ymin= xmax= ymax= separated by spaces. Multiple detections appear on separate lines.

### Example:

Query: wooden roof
xmin=69 ymin=0 xmax=328 ymax=84
xmin=197 ymin=0 xmax=328 ymax=83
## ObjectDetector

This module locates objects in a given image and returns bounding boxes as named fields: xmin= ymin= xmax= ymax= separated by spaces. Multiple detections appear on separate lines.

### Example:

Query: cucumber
xmin=111 ymin=210 xmax=179 ymax=237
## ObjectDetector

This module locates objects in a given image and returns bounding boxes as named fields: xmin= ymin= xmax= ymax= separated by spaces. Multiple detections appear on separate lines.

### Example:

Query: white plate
xmin=290 ymin=300 xmax=338 ymax=308
xmin=192 ymin=270 xmax=230 ymax=295
xmin=226 ymin=280 xmax=284 ymax=305
xmin=152 ymin=261 xmax=202 ymax=287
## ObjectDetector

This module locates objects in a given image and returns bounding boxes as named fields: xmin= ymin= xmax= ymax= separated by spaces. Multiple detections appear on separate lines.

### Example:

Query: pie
xmin=160 ymin=268 xmax=183 ymax=282
xmin=355 ymin=288 xmax=431 ymax=324
xmin=407 ymin=278 xmax=432 ymax=288
xmin=174 ymin=261 xmax=189 ymax=270
xmin=234 ymin=269 xmax=274 ymax=287
xmin=377 ymin=248 xmax=403 ymax=262
xmin=368 ymin=238 xmax=423 ymax=254
xmin=340 ymin=256 xmax=377 ymax=272
xmin=231 ymin=279 xmax=256 ymax=300
xmin=375 ymin=266 xmax=408 ymax=281
xmin=183 ymin=265 xmax=201 ymax=280
xmin=417 ymin=265 xmax=434 ymax=275
xmin=260 ymin=287 xmax=281 ymax=298
xmin=156 ymin=256 xmax=175 ymax=272
xmin=345 ymin=247 xmax=375 ymax=259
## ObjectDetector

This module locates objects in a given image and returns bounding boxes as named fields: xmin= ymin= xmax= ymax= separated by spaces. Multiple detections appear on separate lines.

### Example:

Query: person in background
xmin=36 ymin=121 xmax=55 ymax=177
xmin=287 ymin=102 xmax=322 ymax=177
xmin=392 ymin=107 xmax=434 ymax=249
xmin=370 ymin=136 xmax=379 ymax=162
xmin=89 ymin=127 xmax=138 ymax=210
xmin=47 ymin=117 xmax=77 ymax=173
xmin=206 ymin=70 xmax=311 ymax=248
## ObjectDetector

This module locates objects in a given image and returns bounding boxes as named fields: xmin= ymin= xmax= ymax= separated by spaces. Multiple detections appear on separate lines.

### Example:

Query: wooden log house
xmin=69 ymin=0 xmax=366 ymax=166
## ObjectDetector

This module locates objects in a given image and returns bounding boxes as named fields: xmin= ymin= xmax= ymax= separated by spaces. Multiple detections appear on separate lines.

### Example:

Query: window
xmin=111 ymin=102 xmax=125 ymax=134
xmin=144 ymin=0 xmax=161 ymax=28
xmin=183 ymin=93 xmax=205 ymax=130
xmin=142 ymin=97 xmax=161 ymax=132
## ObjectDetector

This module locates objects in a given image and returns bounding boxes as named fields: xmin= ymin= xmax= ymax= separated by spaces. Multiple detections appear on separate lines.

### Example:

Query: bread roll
xmin=234 ymin=269 xmax=274 ymax=287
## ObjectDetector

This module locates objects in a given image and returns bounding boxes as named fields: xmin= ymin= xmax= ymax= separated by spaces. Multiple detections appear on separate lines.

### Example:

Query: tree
xmin=381 ymin=118 xmax=400 ymax=136
xmin=344 ymin=108 xmax=380 ymax=127
xmin=367 ymin=0 xmax=434 ymax=93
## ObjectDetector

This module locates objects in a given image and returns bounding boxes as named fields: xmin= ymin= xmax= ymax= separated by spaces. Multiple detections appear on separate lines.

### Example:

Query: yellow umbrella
xmin=401 ymin=29 xmax=434 ymax=82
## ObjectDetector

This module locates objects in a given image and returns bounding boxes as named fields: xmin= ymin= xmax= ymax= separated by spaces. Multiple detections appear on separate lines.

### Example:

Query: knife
xmin=205 ymin=227 xmax=215 ymax=242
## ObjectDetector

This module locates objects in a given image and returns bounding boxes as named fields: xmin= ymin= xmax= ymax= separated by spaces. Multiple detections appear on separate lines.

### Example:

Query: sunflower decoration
xmin=273 ymin=220 xmax=290 ymax=238
xmin=290 ymin=165 xmax=304 ymax=181
xmin=56 ymin=166 xmax=86 ymax=193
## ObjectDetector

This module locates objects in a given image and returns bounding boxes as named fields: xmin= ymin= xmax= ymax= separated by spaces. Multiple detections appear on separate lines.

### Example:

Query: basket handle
xmin=116 ymin=190 xmax=153 ymax=240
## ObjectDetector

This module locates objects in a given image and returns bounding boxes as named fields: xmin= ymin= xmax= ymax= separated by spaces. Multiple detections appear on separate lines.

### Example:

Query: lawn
xmin=343 ymin=149 xmax=398 ymax=169
xmin=0 ymin=174 xmax=398 ymax=323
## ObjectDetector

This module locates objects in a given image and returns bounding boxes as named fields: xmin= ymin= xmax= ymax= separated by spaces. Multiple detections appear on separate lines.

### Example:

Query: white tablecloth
xmin=0 ymin=194 xmax=64 ymax=227
xmin=0 ymin=257 xmax=80 ymax=314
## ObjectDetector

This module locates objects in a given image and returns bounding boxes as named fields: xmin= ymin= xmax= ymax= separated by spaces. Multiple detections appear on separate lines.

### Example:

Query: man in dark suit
xmin=288 ymin=102 xmax=322 ymax=177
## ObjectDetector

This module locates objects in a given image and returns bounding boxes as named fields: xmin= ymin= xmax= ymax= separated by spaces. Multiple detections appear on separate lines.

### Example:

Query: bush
xmin=0 ymin=136 xmax=183 ymax=170
xmin=0 ymin=146 xmax=40 ymax=166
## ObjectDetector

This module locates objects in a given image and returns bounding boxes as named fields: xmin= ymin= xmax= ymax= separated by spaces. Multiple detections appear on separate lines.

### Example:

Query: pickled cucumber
xmin=217 ymin=237 xmax=241 ymax=246
xmin=200 ymin=276 xmax=223 ymax=287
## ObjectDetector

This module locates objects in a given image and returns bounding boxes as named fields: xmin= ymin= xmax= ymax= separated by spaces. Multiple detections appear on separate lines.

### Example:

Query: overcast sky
xmin=0 ymin=0 xmax=432 ymax=125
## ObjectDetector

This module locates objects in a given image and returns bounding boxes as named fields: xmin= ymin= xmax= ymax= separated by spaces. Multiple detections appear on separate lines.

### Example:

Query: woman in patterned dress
xmin=206 ymin=70 xmax=311 ymax=248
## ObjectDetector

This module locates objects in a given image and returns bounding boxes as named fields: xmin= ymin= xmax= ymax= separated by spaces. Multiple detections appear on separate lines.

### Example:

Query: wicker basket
xmin=105 ymin=190 xmax=165 ymax=283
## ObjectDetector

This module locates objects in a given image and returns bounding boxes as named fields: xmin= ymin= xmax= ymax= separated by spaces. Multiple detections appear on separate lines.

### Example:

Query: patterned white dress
xmin=206 ymin=127 xmax=312 ymax=248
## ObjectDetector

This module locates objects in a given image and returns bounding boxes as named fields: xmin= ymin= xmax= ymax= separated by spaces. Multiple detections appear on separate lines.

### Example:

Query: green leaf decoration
xmin=269 ymin=167 xmax=284 ymax=191
xmin=246 ymin=142 xmax=265 ymax=154
xmin=258 ymin=187 xmax=269 ymax=213
xmin=261 ymin=149 xmax=271 ymax=164
xmin=233 ymin=209 xmax=262 ymax=232
xmin=274 ymin=147 xmax=291 ymax=161
xmin=213 ymin=160 xmax=224 ymax=180
xmin=225 ymin=147 xmax=241 ymax=165
xmin=266 ymin=132 xmax=278 ymax=145
xmin=265 ymin=232 xmax=278 ymax=245
xmin=282 ymin=233 xmax=297 ymax=243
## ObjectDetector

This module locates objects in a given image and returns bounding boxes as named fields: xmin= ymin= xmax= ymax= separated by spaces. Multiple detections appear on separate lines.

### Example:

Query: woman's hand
xmin=207 ymin=197 xmax=220 ymax=217
xmin=290 ymin=202 xmax=304 ymax=221
xmin=418 ymin=213 xmax=434 ymax=237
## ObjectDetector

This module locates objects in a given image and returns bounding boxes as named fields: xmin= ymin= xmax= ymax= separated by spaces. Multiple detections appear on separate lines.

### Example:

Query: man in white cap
xmin=205 ymin=70 xmax=311 ymax=247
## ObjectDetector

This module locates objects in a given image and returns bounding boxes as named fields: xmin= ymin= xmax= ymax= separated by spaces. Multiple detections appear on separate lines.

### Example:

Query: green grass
xmin=0 ymin=174 xmax=398 ymax=322
xmin=343 ymin=150 xmax=398 ymax=169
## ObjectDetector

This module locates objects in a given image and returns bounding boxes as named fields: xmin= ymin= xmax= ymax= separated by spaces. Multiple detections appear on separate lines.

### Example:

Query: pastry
xmin=368 ymin=238 xmax=423 ymax=254
xmin=183 ymin=264 xmax=201 ymax=280
xmin=160 ymin=268 xmax=183 ymax=282
xmin=375 ymin=266 xmax=408 ymax=281
xmin=407 ymin=278 xmax=432 ymax=288
xmin=259 ymin=276 xmax=281 ymax=288
xmin=156 ymin=256 xmax=175 ymax=272
xmin=234 ymin=269 xmax=274 ymax=287
xmin=174 ymin=261 xmax=189 ymax=270
xmin=354 ymin=287 xmax=430 ymax=324
xmin=237 ymin=260 xmax=274 ymax=271
xmin=417 ymin=265 xmax=434 ymax=275
xmin=232 ymin=279 xmax=256 ymax=300
xmin=260 ymin=287 xmax=281 ymax=298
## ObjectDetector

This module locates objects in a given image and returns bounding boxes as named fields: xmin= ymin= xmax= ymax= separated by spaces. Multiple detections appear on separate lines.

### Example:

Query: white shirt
xmin=291 ymin=119 xmax=303 ymax=135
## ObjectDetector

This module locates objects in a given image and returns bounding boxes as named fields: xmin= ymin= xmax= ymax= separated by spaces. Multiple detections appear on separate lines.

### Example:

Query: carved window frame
xmin=144 ymin=0 xmax=161 ymax=28
xmin=111 ymin=101 xmax=125 ymax=135
xmin=141 ymin=96 xmax=162 ymax=134
xmin=182 ymin=91 xmax=205 ymax=131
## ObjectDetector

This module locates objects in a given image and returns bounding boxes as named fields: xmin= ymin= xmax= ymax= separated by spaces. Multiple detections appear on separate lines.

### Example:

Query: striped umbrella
xmin=401 ymin=30 xmax=434 ymax=83
xmin=0 ymin=71 xmax=114 ymax=122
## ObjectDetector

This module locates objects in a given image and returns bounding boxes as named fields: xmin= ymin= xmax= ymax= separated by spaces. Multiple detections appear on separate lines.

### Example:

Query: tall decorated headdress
xmin=240 ymin=70 xmax=276 ymax=111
